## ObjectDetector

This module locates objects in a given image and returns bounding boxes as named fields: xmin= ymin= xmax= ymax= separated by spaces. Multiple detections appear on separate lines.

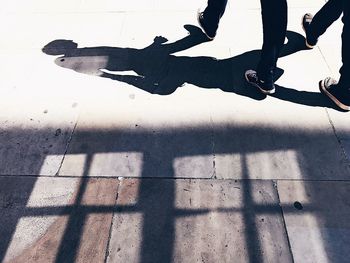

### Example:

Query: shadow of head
xmin=43 ymin=39 xmax=135 ymax=74
xmin=42 ymin=39 xmax=78 ymax=56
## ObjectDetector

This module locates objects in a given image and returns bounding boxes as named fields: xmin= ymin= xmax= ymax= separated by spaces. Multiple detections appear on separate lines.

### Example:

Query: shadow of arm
xmin=100 ymin=72 xmax=157 ymax=93
xmin=100 ymin=72 xmax=181 ymax=95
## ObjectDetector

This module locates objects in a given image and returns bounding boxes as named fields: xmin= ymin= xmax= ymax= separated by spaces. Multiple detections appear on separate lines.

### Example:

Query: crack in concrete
xmin=317 ymin=46 xmax=335 ymax=76
xmin=325 ymin=109 xmax=350 ymax=168
xmin=104 ymin=179 xmax=121 ymax=263
xmin=55 ymin=119 xmax=78 ymax=176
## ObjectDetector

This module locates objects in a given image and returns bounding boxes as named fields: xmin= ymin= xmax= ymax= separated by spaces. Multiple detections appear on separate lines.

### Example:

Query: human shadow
xmin=43 ymin=25 xmax=337 ymax=109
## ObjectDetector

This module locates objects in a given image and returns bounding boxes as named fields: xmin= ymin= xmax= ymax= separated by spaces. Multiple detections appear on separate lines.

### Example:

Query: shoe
xmin=302 ymin=13 xmax=318 ymax=49
xmin=319 ymin=77 xmax=350 ymax=111
xmin=197 ymin=11 xmax=216 ymax=40
xmin=245 ymin=70 xmax=275 ymax=95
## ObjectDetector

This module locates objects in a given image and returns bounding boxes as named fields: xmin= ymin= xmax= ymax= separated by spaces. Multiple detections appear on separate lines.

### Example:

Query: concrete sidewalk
xmin=1 ymin=0 xmax=350 ymax=262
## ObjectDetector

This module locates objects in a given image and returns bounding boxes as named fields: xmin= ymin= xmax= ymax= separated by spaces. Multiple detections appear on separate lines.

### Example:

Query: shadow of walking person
xmin=42 ymin=25 xmax=338 ymax=109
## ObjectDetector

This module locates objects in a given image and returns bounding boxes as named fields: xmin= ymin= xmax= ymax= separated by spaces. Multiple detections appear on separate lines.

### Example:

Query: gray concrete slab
xmin=277 ymin=181 xmax=350 ymax=263
xmin=327 ymin=109 xmax=350 ymax=141
xmin=213 ymin=122 xmax=350 ymax=180
xmin=0 ymin=176 xmax=118 ymax=263
xmin=107 ymin=179 xmax=293 ymax=263
xmin=0 ymin=99 xmax=78 ymax=176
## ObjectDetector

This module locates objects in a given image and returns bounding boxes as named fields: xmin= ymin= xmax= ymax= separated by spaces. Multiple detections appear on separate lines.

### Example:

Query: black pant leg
xmin=339 ymin=0 xmax=350 ymax=87
xmin=203 ymin=0 xmax=228 ymax=30
xmin=257 ymin=0 xmax=288 ymax=84
xmin=308 ymin=0 xmax=343 ymax=40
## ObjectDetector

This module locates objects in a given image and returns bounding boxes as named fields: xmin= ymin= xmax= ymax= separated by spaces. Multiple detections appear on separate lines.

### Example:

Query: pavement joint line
xmin=325 ymin=108 xmax=350 ymax=167
xmin=12 ymin=203 xmax=316 ymax=218
xmin=316 ymin=45 xmax=335 ymax=76
xmin=104 ymin=181 xmax=121 ymax=263
xmin=0 ymin=6 xmax=313 ymax=17
xmin=55 ymin=119 xmax=79 ymax=176
xmin=1 ymin=174 xmax=350 ymax=182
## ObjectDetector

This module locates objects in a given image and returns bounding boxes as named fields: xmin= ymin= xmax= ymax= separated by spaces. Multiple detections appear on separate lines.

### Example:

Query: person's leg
xmin=339 ymin=0 xmax=350 ymax=88
xmin=203 ymin=0 xmax=228 ymax=24
xmin=257 ymin=0 xmax=288 ymax=88
xmin=198 ymin=0 xmax=228 ymax=39
xmin=303 ymin=0 xmax=343 ymax=47
xmin=309 ymin=0 xmax=343 ymax=40
xmin=319 ymin=0 xmax=350 ymax=111
xmin=245 ymin=0 xmax=287 ymax=94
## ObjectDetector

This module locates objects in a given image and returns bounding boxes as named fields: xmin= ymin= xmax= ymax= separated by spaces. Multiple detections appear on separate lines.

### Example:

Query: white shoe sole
xmin=301 ymin=15 xmax=315 ymax=49
xmin=245 ymin=70 xmax=275 ymax=95
xmin=319 ymin=80 xmax=350 ymax=111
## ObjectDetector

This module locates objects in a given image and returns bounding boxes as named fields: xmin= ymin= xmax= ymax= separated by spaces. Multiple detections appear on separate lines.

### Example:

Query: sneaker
xmin=245 ymin=70 xmax=275 ymax=95
xmin=197 ymin=11 xmax=216 ymax=40
xmin=302 ymin=13 xmax=318 ymax=49
xmin=319 ymin=77 xmax=350 ymax=111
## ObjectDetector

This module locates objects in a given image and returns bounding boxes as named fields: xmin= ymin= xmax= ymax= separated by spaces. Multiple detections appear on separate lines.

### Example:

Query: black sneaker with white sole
xmin=302 ymin=13 xmax=318 ymax=49
xmin=319 ymin=77 xmax=350 ymax=111
xmin=245 ymin=70 xmax=275 ymax=95
xmin=197 ymin=11 xmax=216 ymax=40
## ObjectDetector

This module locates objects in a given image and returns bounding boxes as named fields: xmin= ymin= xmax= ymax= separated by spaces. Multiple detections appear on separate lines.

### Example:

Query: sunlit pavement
xmin=1 ymin=0 xmax=350 ymax=262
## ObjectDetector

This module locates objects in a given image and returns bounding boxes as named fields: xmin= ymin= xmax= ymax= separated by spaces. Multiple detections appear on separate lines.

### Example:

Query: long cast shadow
xmin=43 ymin=25 xmax=337 ymax=109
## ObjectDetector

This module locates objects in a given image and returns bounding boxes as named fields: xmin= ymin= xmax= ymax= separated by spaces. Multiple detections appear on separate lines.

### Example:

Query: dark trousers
xmin=257 ymin=0 xmax=288 ymax=85
xmin=202 ymin=0 xmax=228 ymax=33
xmin=308 ymin=0 xmax=342 ymax=39
xmin=309 ymin=0 xmax=350 ymax=87
xmin=341 ymin=0 xmax=349 ymax=88
xmin=203 ymin=0 xmax=288 ymax=85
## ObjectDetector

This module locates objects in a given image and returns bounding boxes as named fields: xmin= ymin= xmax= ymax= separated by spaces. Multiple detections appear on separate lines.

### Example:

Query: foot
xmin=302 ymin=13 xmax=318 ymax=49
xmin=245 ymin=70 xmax=275 ymax=95
xmin=319 ymin=77 xmax=350 ymax=111
xmin=197 ymin=11 xmax=216 ymax=40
